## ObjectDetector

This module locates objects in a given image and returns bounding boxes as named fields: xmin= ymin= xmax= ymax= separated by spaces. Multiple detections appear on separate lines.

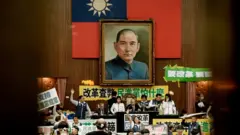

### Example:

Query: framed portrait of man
xmin=100 ymin=20 xmax=155 ymax=85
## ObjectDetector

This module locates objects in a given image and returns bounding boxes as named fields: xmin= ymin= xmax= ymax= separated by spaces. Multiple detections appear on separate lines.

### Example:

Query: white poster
xmin=145 ymin=124 xmax=168 ymax=135
xmin=38 ymin=88 xmax=60 ymax=111
xmin=124 ymin=114 xmax=149 ymax=131
xmin=68 ymin=119 xmax=117 ymax=135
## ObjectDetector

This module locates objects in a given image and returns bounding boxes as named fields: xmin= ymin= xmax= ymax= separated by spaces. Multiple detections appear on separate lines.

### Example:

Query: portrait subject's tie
xmin=125 ymin=67 xmax=131 ymax=79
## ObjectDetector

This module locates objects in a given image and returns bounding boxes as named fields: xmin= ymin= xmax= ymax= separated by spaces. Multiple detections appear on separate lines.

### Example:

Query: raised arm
xmin=126 ymin=110 xmax=132 ymax=122
xmin=86 ymin=104 xmax=92 ymax=116
xmin=111 ymin=103 xmax=115 ymax=114
xmin=181 ymin=118 xmax=190 ymax=127
xmin=70 ymin=89 xmax=78 ymax=106
xmin=206 ymin=105 xmax=212 ymax=118
xmin=122 ymin=103 xmax=125 ymax=112
xmin=126 ymin=110 xmax=134 ymax=129
xmin=172 ymin=101 xmax=177 ymax=114
xmin=52 ymin=105 xmax=57 ymax=116
xmin=207 ymin=105 xmax=212 ymax=114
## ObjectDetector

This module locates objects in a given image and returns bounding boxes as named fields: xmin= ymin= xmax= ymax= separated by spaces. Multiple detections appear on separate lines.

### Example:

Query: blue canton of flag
xmin=72 ymin=0 xmax=127 ymax=22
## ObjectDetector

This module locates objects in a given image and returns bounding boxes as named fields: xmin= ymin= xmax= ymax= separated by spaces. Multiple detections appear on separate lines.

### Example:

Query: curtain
xmin=56 ymin=78 xmax=67 ymax=106
xmin=186 ymin=82 xmax=196 ymax=113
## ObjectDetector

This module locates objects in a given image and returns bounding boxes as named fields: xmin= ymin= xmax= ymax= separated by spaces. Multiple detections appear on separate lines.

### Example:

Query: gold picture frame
xmin=100 ymin=20 xmax=155 ymax=85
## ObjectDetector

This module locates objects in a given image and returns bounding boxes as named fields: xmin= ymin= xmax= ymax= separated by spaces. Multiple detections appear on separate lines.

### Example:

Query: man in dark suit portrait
xmin=105 ymin=29 xmax=149 ymax=80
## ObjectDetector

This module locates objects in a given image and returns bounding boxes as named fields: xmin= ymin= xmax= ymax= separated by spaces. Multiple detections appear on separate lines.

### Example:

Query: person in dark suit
xmin=107 ymin=91 xmax=117 ymax=114
xmin=70 ymin=89 xmax=91 ymax=119
xmin=96 ymin=103 xmax=107 ymax=116
xmin=148 ymin=94 xmax=162 ymax=111
xmin=105 ymin=29 xmax=149 ymax=80
xmin=126 ymin=98 xmax=140 ymax=112
xmin=138 ymin=95 xmax=149 ymax=112
xmin=168 ymin=125 xmax=174 ymax=135
xmin=195 ymin=93 xmax=208 ymax=113
xmin=181 ymin=116 xmax=202 ymax=135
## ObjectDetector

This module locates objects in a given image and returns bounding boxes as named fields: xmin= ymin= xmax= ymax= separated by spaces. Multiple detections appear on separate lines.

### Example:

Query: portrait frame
xmin=99 ymin=20 xmax=155 ymax=85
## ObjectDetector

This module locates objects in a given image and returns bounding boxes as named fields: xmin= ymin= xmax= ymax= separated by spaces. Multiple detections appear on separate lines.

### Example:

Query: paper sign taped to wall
xmin=38 ymin=88 xmax=60 ymax=111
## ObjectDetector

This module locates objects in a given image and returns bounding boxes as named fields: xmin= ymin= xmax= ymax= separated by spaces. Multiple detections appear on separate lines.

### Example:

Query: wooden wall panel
xmin=39 ymin=0 xmax=200 ymax=112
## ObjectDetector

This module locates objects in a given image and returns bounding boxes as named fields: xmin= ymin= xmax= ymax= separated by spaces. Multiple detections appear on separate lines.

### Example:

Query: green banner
xmin=164 ymin=65 xmax=212 ymax=82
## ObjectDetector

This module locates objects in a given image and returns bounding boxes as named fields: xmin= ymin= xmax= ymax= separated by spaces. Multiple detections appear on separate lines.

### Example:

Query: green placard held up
xmin=164 ymin=65 xmax=212 ymax=82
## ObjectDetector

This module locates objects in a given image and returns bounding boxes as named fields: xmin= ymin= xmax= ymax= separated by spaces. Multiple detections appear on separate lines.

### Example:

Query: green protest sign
xmin=117 ymin=86 xmax=168 ymax=100
xmin=164 ymin=65 xmax=212 ymax=82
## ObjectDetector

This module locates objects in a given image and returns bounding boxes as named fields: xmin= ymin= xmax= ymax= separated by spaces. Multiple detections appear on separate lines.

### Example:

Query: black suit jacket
xmin=195 ymin=100 xmax=208 ymax=113
xmin=182 ymin=119 xmax=201 ymax=135
xmin=126 ymin=104 xmax=140 ymax=112
xmin=107 ymin=97 xmax=117 ymax=114
xmin=96 ymin=108 xmax=107 ymax=115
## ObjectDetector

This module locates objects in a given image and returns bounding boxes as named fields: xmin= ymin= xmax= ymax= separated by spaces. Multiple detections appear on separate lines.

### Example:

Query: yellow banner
xmin=79 ymin=85 xmax=168 ymax=101
xmin=152 ymin=118 xmax=212 ymax=135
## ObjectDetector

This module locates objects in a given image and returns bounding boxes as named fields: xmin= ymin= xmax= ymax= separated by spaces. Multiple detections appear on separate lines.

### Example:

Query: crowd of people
xmin=107 ymin=91 xmax=177 ymax=116
xmin=39 ymin=89 xmax=212 ymax=135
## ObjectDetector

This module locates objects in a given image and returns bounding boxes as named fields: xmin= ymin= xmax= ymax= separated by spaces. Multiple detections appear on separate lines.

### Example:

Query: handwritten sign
xmin=79 ymin=85 xmax=168 ymax=101
xmin=124 ymin=114 xmax=149 ymax=131
xmin=145 ymin=124 xmax=168 ymax=135
xmin=38 ymin=88 xmax=60 ymax=111
xmin=164 ymin=65 xmax=212 ymax=82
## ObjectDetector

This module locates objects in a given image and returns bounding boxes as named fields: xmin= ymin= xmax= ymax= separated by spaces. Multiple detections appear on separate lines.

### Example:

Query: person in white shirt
xmin=162 ymin=94 xmax=176 ymax=115
xmin=111 ymin=96 xmax=125 ymax=114
xmin=72 ymin=116 xmax=81 ymax=127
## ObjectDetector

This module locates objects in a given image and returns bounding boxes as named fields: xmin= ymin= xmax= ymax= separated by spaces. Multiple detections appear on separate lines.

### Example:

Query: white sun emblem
xmin=87 ymin=0 xmax=112 ymax=17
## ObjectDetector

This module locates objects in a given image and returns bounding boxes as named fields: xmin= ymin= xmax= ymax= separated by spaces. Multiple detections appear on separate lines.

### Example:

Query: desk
xmin=91 ymin=115 xmax=116 ymax=119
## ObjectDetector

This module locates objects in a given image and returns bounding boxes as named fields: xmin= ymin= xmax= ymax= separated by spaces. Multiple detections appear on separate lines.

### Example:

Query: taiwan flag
xmin=72 ymin=0 xmax=181 ymax=58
